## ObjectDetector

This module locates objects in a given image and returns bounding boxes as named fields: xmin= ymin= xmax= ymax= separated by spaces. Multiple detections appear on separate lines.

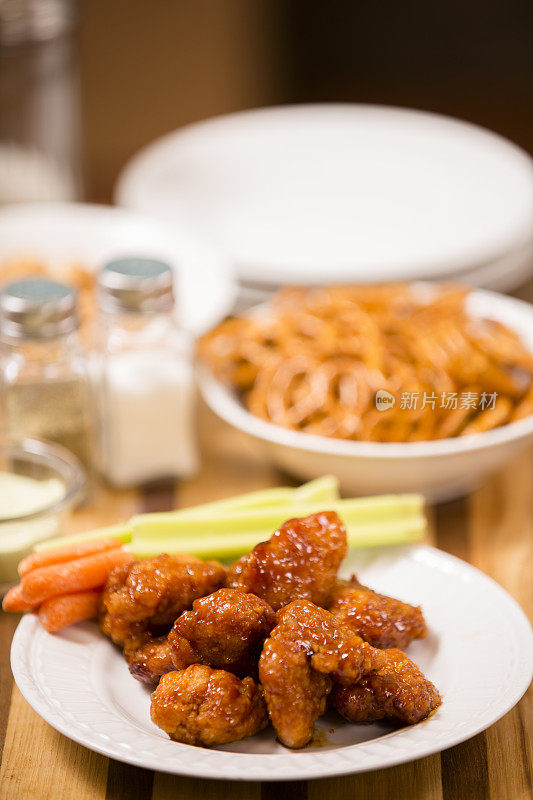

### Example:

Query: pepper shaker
xmin=0 ymin=278 xmax=93 ymax=469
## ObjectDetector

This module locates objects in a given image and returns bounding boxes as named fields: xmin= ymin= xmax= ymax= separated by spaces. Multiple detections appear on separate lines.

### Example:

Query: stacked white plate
xmin=116 ymin=104 xmax=533 ymax=297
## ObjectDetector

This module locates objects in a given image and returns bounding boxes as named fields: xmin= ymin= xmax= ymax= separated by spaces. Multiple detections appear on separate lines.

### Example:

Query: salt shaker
xmin=96 ymin=258 xmax=198 ymax=487
xmin=0 ymin=278 xmax=93 ymax=468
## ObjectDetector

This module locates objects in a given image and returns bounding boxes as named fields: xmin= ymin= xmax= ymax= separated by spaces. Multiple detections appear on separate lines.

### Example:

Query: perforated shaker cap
xmin=0 ymin=278 xmax=78 ymax=339
xmin=98 ymin=258 xmax=174 ymax=313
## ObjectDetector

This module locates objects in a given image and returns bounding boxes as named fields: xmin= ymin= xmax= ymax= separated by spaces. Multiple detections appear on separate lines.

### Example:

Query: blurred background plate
xmin=226 ymin=239 xmax=533 ymax=311
xmin=0 ymin=203 xmax=236 ymax=337
xmin=116 ymin=104 xmax=533 ymax=292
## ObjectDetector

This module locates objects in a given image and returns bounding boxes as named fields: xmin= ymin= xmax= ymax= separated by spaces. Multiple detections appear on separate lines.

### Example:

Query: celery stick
xmin=30 ymin=479 xmax=339 ymax=555
xmin=293 ymin=475 xmax=340 ymax=504
xmin=33 ymin=523 xmax=132 ymax=552
xmin=131 ymin=495 xmax=424 ymax=540
xmin=173 ymin=487 xmax=295 ymax=517
xmin=129 ymin=514 xmax=426 ymax=560
xmin=141 ymin=476 xmax=340 ymax=522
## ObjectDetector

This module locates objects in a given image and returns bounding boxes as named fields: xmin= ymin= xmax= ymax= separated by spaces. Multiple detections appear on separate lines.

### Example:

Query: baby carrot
xmin=18 ymin=537 xmax=120 ymax=578
xmin=20 ymin=548 xmax=134 ymax=606
xmin=2 ymin=584 xmax=34 ymax=613
xmin=38 ymin=591 xmax=100 ymax=633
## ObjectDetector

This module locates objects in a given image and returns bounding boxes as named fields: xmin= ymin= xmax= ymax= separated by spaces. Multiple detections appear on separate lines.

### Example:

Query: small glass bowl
xmin=0 ymin=438 xmax=85 ymax=595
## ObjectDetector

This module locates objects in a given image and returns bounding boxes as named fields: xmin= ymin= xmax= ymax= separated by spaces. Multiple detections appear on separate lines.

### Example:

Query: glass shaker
xmin=0 ymin=0 xmax=83 ymax=203
xmin=96 ymin=258 xmax=198 ymax=488
xmin=0 ymin=278 xmax=93 ymax=470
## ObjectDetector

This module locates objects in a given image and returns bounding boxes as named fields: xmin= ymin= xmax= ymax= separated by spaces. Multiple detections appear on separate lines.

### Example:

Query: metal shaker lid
xmin=0 ymin=278 xmax=78 ymax=339
xmin=98 ymin=258 xmax=174 ymax=314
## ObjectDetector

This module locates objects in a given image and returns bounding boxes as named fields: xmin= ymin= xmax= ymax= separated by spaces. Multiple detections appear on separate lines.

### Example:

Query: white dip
xmin=0 ymin=472 xmax=65 ymax=586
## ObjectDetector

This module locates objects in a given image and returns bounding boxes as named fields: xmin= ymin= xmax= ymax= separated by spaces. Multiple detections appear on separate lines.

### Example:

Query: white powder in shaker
xmin=101 ymin=349 xmax=198 ymax=487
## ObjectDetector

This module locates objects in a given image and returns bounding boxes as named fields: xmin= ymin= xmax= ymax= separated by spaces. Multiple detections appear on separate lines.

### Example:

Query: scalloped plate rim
xmin=10 ymin=544 xmax=533 ymax=781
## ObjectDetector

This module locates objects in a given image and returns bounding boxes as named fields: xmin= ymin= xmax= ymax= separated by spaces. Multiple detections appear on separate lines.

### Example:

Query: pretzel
xmin=198 ymin=284 xmax=533 ymax=442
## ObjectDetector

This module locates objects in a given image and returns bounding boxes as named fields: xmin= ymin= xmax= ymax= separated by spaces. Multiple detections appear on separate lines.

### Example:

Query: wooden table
xmin=1 ymin=403 xmax=531 ymax=800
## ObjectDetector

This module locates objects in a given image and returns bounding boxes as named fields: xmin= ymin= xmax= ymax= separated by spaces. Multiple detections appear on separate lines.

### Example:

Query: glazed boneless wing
xmin=331 ymin=648 xmax=441 ymax=725
xmin=259 ymin=599 xmax=385 ymax=748
xmin=273 ymin=599 xmax=384 ymax=685
xmin=259 ymin=636 xmax=332 ymax=749
xmin=227 ymin=511 xmax=347 ymax=610
xmin=328 ymin=577 xmax=427 ymax=649
xmin=99 ymin=554 xmax=226 ymax=648
xmin=169 ymin=588 xmax=276 ymax=677
xmin=151 ymin=665 xmax=269 ymax=746
xmin=124 ymin=633 xmax=194 ymax=687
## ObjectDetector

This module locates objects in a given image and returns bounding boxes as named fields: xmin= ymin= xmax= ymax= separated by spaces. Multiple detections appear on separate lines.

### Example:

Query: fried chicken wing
xmin=259 ymin=599 xmax=384 ymax=747
xmin=331 ymin=648 xmax=441 ymax=725
xmin=226 ymin=511 xmax=347 ymax=610
xmin=328 ymin=577 xmax=427 ymax=649
xmin=169 ymin=589 xmax=276 ymax=678
xmin=274 ymin=599 xmax=384 ymax=684
xmin=259 ymin=637 xmax=332 ymax=749
xmin=150 ymin=665 xmax=269 ymax=747
xmin=124 ymin=635 xmax=180 ymax=687
xmin=98 ymin=554 xmax=226 ymax=648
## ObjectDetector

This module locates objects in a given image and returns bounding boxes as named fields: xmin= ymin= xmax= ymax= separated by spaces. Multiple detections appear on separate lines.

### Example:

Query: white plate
xmin=116 ymin=104 xmax=533 ymax=288
xmin=234 ymin=239 xmax=533 ymax=306
xmin=11 ymin=545 xmax=532 ymax=781
xmin=435 ymin=239 xmax=533 ymax=293
xmin=0 ymin=202 xmax=236 ymax=337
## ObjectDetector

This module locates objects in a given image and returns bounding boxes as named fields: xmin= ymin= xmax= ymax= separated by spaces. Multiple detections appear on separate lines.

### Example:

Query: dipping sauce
xmin=0 ymin=471 xmax=65 ymax=588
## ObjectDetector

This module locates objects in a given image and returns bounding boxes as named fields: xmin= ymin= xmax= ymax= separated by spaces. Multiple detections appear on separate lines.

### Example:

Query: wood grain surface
xmin=0 ymin=404 xmax=531 ymax=800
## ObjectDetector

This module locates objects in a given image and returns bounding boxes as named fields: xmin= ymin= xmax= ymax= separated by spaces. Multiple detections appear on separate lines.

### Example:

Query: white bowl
xmin=198 ymin=289 xmax=533 ymax=502
xmin=0 ymin=202 xmax=236 ymax=336
xmin=116 ymin=104 xmax=533 ymax=290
